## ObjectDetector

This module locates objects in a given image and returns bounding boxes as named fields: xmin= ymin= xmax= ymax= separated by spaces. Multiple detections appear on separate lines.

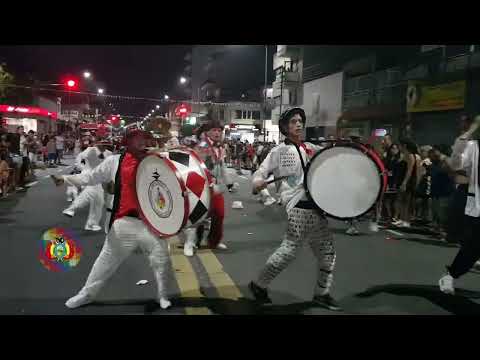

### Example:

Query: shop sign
xmin=407 ymin=80 xmax=466 ymax=113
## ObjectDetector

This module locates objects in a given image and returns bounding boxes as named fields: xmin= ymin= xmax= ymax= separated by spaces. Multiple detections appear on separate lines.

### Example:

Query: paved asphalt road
xmin=1 ymin=155 xmax=480 ymax=315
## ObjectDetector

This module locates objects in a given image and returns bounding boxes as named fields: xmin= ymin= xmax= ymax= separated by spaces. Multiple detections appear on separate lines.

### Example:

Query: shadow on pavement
xmin=397 ymin=237 xmax=459 ymax=248
xmin=353 ymin=284 xmax=480 ymax=315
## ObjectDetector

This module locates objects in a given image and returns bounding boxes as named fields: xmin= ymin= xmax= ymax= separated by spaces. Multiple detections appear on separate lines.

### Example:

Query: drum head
xmin=306 ymin=145 xmax=382 ymax=219
xmin=136 ymin=154 xmax=187 ymax=237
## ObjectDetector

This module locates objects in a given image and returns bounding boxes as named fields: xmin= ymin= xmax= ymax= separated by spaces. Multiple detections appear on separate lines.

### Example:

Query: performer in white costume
xmin=51 ymin=130 xmax=173 ymax=310
xmin=62 ymin=140 xmax=112 ymax=231
xmin=249 ymin=108 xmax=341 ymax=311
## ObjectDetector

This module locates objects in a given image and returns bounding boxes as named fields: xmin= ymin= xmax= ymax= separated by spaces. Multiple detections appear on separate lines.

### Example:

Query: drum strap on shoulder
xmin=285 ymin=139 xmax=307 ymax=174
xmin=108 ymin=151 xmax=127 ymax=231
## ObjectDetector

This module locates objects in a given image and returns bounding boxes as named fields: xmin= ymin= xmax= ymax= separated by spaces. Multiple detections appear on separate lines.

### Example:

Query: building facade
xmin=272 ymin=45 xmax=480 ymax=146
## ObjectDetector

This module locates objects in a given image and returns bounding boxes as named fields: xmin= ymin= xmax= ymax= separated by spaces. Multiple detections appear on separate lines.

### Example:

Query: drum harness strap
xmin=286 ymin=139 xmax=320 ymax=212
xmin=108 ymin=151 xmax=127 ymax=231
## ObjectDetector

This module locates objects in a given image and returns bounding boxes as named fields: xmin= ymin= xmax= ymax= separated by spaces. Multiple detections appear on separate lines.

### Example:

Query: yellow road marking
xmin=169 ymin=239 xmax=211 ymax=315
xmin=196 ymin=250 xmax=243 ymax=300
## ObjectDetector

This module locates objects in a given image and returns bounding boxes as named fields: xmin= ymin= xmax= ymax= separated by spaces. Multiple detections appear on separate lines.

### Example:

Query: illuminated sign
xmin=0 ymin=105 xmax=58 ymax=120
xmin=175 ymin=104 xmax=192 ymax=118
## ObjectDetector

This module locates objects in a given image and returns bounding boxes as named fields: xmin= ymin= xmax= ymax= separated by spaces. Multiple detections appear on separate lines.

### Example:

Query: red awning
xmin=0 ymin=104 xmax=58 ymax=120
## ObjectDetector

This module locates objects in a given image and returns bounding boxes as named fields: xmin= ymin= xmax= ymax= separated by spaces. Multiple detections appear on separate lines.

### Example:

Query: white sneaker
xmin=346 ymin=227 xmax=360 ymax=236
xmin=439 ymin=273 xmax=455 ymax=295
xmin=216 ymin=243 xmax=228 ymax=250
xmin=63 ymin=208 xmax=75 ymax=217
xmin=184 ymin=243 xmax=194 ymax=257
xmin=400 ymin=221 xmax=411 ymax=228
xmin=391 ymin=219 xmax=403 ymax=226
xmin=65 ymin=292 xmax=93 ymax=309
xmin=158 ymin=298 xmax=172 ymax=310
xmin=67 ymin=197 xmax=73 ymax=202
xmin=85 ymin=224 xmax=102 ymax=232
xmin=264 ymin=197 xmax=276 ymax=207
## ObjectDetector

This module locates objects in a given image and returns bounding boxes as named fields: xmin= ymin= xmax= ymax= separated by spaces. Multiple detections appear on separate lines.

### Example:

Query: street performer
xmin=62 ymin=139 xmax=113 ymax=231
xmin=248 ymin=107 xmax=341 ymax=311
xmin=190 ymin=113 xmax=236 ymax=252
xmin=51 ymin=129 xmax=173 ymax=310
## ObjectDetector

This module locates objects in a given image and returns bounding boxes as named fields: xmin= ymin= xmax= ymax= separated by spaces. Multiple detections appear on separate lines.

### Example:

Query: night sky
xmin=0 ymin=45 xmax=193 ymax=118
xmin=0 ymin=45 xmax=273 ymax=120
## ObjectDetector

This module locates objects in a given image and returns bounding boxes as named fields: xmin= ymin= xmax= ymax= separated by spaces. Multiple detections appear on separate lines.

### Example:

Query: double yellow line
xmin=169 ymin=238 xmax=242 ymax=315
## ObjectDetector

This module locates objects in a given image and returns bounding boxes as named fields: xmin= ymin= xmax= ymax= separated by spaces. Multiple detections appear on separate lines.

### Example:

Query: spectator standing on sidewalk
xmin=429 ymin=146 xmax=454 ymax=239
xmin=383 ymin=143 xmax=405 ymax=223
xmin=395 ymin=138 xmax=419 ymax=228
xmin=55 ymin=132 xmax=65 ymax=165
xmin=46 ymin=136 xmax=57 ymax=167
xmin=415 ymin=145 xmax=433 ymax=223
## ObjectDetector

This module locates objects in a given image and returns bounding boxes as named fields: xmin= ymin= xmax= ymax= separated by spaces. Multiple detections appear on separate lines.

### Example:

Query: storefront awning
xmin=0 ymin=104 xmax=58 ymax=120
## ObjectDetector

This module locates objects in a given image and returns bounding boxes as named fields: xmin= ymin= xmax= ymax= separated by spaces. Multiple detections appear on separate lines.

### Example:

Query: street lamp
xmin=164 ymin=95 xmax=169 ymax=100
xmin=84 ymin=71 xmax=92 ymax=79
xmin=156 ymin=105 xmax=160 ymax=109
xmin=180 ymin=76 xmax=187 ymax=84
xmin=98 ymin=88 xmax=104 ymax=94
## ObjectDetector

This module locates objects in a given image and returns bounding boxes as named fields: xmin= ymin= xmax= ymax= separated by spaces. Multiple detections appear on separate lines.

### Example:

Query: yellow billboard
xmin=406 ymin=80 xmax=466 ymax=113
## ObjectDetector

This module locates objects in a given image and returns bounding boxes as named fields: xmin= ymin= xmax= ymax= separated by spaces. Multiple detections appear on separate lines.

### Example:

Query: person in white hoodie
xmin=248 ymin=108 xmax=341 ymax=311
xmin=62 ymin=140 xmax=112 ymax=231
xmin=439 ymin=117 xmax=480 ymax=295
xmin=51 ymin=130 xmax=172 ymax=310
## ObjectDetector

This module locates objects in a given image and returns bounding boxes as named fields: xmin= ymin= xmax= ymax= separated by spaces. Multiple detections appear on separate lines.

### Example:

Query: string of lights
xmin=0 ymin=83 xmax=266 ymax=108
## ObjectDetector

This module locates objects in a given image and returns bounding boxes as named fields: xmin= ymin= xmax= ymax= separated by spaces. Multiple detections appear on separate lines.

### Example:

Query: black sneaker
xmin=313 ymin=294 xmax=342 ymax=311
xmin=248 ymin=281 xmax=272 ymax=304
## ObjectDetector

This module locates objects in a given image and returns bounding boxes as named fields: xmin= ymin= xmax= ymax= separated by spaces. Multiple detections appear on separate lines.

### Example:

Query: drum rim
xmin=304 ymin=142 xmax=386 ymax=220
xmin=136 ymin=151 xmax=190 ymax=238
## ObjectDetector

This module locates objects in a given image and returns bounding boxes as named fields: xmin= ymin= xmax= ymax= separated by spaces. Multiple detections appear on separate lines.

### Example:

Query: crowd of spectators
xmin=379 ymin=115 xmax=472 ymax=243
xmin=0 ymin=125 xmax=81 ymax=198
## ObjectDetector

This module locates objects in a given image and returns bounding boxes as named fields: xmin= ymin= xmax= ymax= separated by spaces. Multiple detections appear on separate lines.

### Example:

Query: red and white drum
xmin=305 ymin=142 xmax=387 ymax=220
xmin=136 ymin=149 xmax=213 ymax=238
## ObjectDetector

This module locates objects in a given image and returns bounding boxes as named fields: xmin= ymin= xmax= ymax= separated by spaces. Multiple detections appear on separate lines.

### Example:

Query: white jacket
xmin=76 ymin=146 xmax=113 ymax=171
xmin=252 ymin=142 xmax=322 ymax=213
xmin=63 ymin=154 xmax=120 ymax=201
xmin=458 ymin=141 xmax=480 ymax=218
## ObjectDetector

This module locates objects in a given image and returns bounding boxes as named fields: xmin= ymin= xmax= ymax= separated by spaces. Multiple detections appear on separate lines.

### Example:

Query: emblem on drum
xmin=148 ymin=170 xmax=173 ymax=218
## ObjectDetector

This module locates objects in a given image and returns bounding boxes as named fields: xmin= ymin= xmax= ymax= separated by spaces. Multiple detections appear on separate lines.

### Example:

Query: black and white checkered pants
xmin=256 ymin=207 xmax=336 ymax=295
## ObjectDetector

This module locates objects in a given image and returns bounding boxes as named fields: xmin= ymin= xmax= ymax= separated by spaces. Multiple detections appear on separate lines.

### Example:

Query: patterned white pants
xmin=257 ymin=207 xmax=336 ymax=295
xmin=79 ymin=217 xmax=172 ymax=299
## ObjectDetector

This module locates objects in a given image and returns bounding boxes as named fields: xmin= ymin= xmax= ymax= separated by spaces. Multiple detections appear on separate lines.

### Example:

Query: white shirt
xmin=64 ymin=154 xmax=119 ymax=190
xmin=76 ymin=146 xmax=112 ymax=171
xmin=252 ymin=142 xmax=322 ymax=213
xmin=19 ymin=135 xmax=28 ymax=157
xmin=459 ymin=141 xmax=480 ymax=218
xmin=55 ymin=136 xmax=64 ymax=150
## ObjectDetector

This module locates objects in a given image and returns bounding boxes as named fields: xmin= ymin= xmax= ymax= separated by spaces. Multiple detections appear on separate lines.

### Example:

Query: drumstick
xmin=252 ymin=176 xmax=288 ymax=195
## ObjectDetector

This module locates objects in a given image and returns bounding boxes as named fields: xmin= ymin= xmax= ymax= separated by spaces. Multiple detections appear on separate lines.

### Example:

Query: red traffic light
xmin=67 ymin=80 xmax=75 ymax=88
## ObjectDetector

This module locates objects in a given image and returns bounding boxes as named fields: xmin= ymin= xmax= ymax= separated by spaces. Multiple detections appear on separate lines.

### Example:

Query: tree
xmin=0 ymin=63 xmax=14 ymax=101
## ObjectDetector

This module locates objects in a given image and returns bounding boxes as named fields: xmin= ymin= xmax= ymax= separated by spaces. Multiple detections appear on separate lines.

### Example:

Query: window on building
xmin=235 ymin=110 xmax=242 ymax=119
xmin=446 ymin=45 xmax=470 ymax=58
xmin=252 ymin=111 xmax=261 ymax=120
xmin=219 ymin=109 xmax=224 ymax=121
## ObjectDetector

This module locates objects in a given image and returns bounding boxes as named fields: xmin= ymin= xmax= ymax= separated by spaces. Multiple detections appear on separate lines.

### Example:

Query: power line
xmin=0 ymin=82 xmax=265 ymax=108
